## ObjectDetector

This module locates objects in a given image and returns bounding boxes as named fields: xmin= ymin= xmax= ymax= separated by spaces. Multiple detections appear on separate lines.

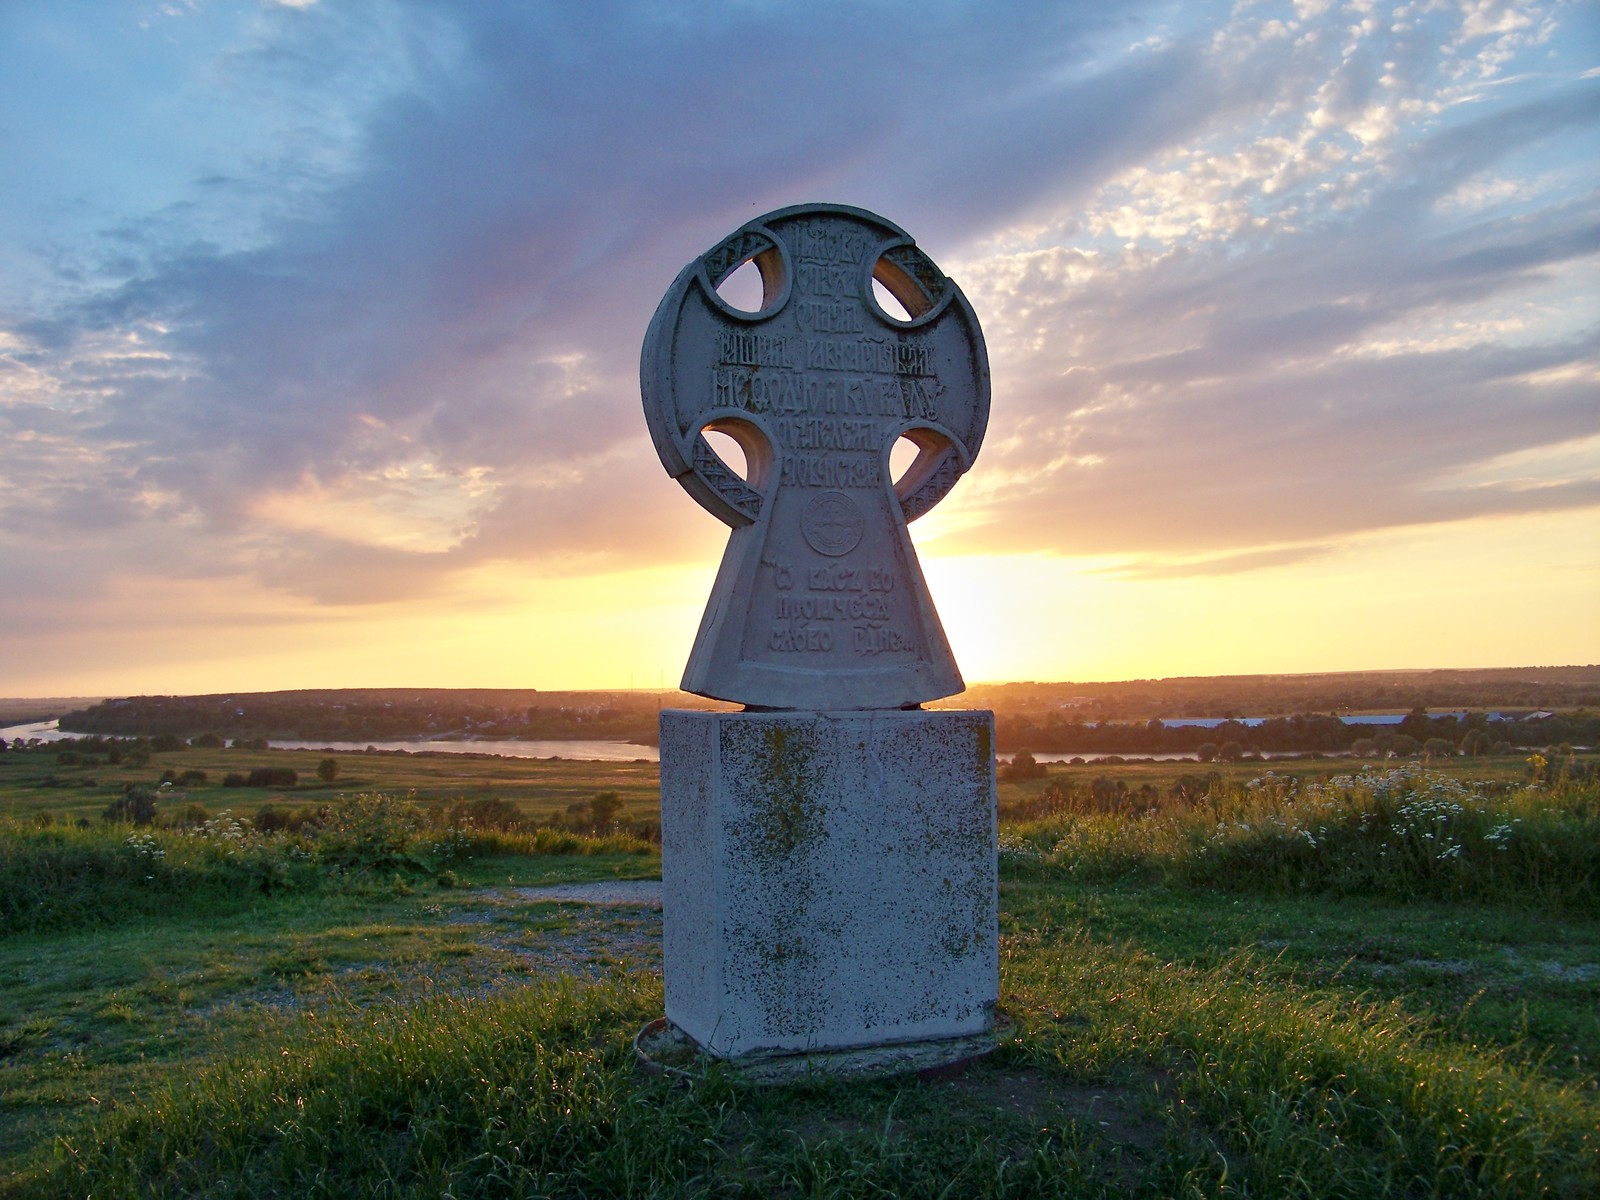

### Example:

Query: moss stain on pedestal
xmin=749 ymin=723 xmax=828 ymax=860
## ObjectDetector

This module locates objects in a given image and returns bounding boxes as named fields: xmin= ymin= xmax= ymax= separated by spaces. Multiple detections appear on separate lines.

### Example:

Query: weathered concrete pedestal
xmin=655 ymin=708 xmax=998 ymax=1075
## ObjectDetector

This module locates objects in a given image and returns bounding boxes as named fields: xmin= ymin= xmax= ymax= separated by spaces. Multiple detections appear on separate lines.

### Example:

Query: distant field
xmin=0 ymin=744 xmax=662 ymax=826
xmin=0 ymin=738 xmax=1566 ymax=826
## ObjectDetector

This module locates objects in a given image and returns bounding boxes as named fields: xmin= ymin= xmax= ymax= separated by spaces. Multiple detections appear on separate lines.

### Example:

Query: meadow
xmin=0 ymin=741 xmax=1595 ymax=1197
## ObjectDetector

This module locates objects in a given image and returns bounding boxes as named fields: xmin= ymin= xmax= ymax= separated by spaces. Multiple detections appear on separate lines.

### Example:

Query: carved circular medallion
xmin=801 ymin=490 xmax=865 ymax=557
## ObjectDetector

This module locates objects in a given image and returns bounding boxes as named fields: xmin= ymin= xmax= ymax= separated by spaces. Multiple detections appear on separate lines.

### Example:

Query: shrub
xmin=102 ymin=788 xmax=159 ymax=826
xmin=425 ymin=796 xmax=531 ymax=832
xmin=999 ymin=750 xmax=1048 ymax=782
xmin=167 ymin=803 xmax=210 ymax=827
xmin=253 ymin=805 xmax=288 ymax=832
xmin=311 ymin=793 xmax=427 ymax=874
xmin=558 ymin=791 xmax=626 ymax=834
xmin=245 ymin=766 xmax=299 ymax=788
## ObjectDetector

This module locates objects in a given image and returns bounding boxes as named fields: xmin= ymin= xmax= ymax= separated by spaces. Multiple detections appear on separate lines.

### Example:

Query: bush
xmin=102 ymin=788 xmax=159 ymax=826
xmin=245 ymin=766 xmax=299 ymax=788
xmin=999 ymin=750 xmax=1048 ymax=782
xmin=425 ymin=796 xmax=531 ymax=832
xmin=311 ymin=793 xmax=426 ymax=874
xmin=253 ymin=805 xmax=288 ymax=832
xmin=316 ymin=758 xmax=339 ymax=783
xmin=558 ymin=791 xmax=626 ymax=834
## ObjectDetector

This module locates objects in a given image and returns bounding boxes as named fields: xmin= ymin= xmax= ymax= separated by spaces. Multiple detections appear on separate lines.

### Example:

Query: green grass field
xmin=0 ymin=742 xmax=662 ymax=825
xmin=0 ymin=745 xmax=1595 ymax=1197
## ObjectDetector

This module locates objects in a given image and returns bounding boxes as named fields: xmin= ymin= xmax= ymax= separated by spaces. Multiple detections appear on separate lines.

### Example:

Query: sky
xmin=0 ymin=0 xmax=1596 ymax=699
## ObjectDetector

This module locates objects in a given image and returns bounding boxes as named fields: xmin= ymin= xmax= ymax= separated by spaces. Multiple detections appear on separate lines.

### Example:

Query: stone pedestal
xmin=659 ymin=708 xmax=998 ymax=1064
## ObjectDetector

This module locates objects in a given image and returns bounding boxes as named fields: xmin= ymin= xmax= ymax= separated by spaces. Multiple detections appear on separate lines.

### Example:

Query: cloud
xmin=0 ymin=0 xmax=1594 ymax=624
xmin=1097 ymin=544 xmax=1338 ymax=580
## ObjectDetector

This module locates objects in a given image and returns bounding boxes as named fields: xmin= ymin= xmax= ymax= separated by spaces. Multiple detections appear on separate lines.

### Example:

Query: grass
xmin=0 ymin=751 xmax=1595 ymax=1196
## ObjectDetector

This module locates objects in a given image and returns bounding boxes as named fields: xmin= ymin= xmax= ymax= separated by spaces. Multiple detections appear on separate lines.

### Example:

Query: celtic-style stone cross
xmin=642 ymin=204 xmax=988 ymax=710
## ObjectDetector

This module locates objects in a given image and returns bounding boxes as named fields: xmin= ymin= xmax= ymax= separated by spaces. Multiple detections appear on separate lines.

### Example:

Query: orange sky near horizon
xmin=5 ymin=504 xmax=1593 ymax=700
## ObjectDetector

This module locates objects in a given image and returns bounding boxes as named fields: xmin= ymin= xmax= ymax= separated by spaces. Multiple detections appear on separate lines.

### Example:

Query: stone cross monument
xmin=641 ymin=204 xmax=998 ymax=1076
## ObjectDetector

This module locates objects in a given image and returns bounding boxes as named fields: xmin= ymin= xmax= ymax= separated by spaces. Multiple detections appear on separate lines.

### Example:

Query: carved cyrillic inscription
xmin=715 ymin=332 xmax=934 ymax=377
xmin=775 ymin=595 xmax=892 ymax=621
xmin=763 ymin=560 xmax=909 ymax=656
xmin=780 ymin=454 xmax=879 ymax=490
xmin=794 ymin=300 xmax=864 ymax=333
xmin=712 ymin=370 xmax=937 ymax=422
xmin=799 ymin=227 xmax=867 ymax=265
xmin=776 ymin=418 xmax=880 ymax=452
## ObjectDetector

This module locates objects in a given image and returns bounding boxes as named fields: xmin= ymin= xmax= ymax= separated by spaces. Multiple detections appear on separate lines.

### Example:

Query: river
xmin=0 ymin=721 xmax=660 ymax=763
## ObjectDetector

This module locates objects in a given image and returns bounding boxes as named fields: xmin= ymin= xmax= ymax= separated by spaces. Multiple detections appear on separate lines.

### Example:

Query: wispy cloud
xmin=0 ymin=0 xmax=1594 ymax=643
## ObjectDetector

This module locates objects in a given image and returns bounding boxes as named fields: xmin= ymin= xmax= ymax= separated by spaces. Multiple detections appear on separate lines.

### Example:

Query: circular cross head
xmin=641 ymin=203 xmax=989 ymax=529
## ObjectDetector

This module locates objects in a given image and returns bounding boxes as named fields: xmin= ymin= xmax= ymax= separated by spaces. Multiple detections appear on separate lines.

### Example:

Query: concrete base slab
xmin=634 ymin=1016 xmax=1005 ymax=1084
xmin=659 ymin=708 xmax=998 ymax=1062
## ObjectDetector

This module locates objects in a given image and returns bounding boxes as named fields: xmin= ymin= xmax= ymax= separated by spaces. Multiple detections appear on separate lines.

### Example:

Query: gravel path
xmin=512 ymin=880 xmax=663 ymax=908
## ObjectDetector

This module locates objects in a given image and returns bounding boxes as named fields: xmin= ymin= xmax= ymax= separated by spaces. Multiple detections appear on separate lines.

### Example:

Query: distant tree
xmin=1219 ymin=741 xmax=1245 ymax=762
xmin=1398 ymin=705 xmax=1431 ymax=740
xmin=999 ymin=750 xmax=1047 ymax=782
xmin=561 ymin=791 xmax=627 ymax=834
xmin=1196 ymin=742 xmax=1219 ymax=763
xmin=589 ymin=791 xmax=625 ymax=830
xmin=192 ymin=732 xmax=225 ymax=749
xmin=1459 ymin=730 xmax=1492 ymax=757
xmin=1423 ymin=737 xmax=1456 ymax=759
xmin=1388 ymin=733 xmax=1420 ymax=757
xmin=316 ymin=758 xmax=339 ymax=783
xmin=151 ymin=734 xmax=187 ymax=754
